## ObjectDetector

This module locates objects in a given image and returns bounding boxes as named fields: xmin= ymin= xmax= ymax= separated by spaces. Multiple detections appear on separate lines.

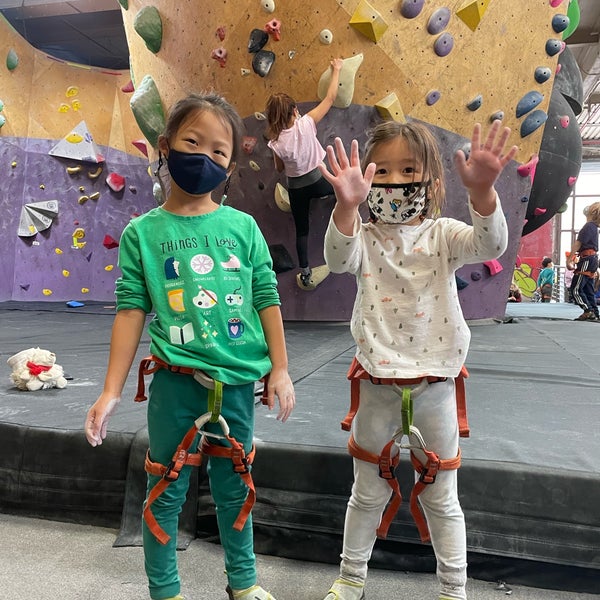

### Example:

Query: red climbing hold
xmin=106 ymin=172 xmax=126 ymax=193
xmin=121 ymin=80 xmax=134 ymax=93
xmin=132 ymin=139 xmax=148 ymax=157
xmin=103 ymin=235 xmax=119 ymax=249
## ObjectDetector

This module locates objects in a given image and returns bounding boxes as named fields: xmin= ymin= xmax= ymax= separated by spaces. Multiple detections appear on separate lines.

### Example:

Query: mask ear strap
xmin=154 ymin=153 xmax=164 ymax=177
xmin=220 ymin=175 xmax=231 ymax=204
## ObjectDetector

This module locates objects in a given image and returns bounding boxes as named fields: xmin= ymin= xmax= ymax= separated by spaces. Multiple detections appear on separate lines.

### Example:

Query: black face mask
xmin=166 ymin=149 xmax=228 ymax=195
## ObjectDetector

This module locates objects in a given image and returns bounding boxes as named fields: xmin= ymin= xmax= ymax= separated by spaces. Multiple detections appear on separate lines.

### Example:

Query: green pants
xmin=143 ymin=368 xmax=256 ymax=599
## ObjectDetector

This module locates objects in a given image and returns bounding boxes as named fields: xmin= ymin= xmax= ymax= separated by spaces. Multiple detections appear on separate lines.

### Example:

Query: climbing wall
xmin=119 ymin=0 xmax=572 ymax=321
xmin=0 ymin=14 xmax=154 ymax=303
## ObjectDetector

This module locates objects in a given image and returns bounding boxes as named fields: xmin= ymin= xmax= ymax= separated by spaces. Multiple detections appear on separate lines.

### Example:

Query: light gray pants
xmin=339 ymin=378 xmax=467 ymax=599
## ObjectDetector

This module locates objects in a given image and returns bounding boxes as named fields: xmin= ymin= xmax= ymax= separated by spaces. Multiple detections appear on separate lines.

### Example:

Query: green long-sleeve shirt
xmin=115 ymin=205 xmax=279 ymax=384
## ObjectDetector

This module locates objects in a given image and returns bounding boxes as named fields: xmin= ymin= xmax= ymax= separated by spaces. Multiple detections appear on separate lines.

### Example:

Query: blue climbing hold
xmin=433 ymin=32 xmax=454 ymax=57
xmin=466 ymin=94 xmax=483 ymax=111
xmin=426 ymin=90 xmax=441 ymax=105
xmin=489 ymin=111 xmax=504 ymax=123
xmin=545 ymin=38 xmax=563 ymax=57
xmin=520 ymin=110 xmax=548 ymax=138
xmin=427 ymin=7 xmax=451 ymax=35
xmin=516 ymin=91 xmax=543 ymax=118
xmin=551 ymin=14 xmax=570 ymax=34
xmin=400 ymin=0 xmax=424 ymax=19
xmin=534 ymin=67 xmax=552 ymax=84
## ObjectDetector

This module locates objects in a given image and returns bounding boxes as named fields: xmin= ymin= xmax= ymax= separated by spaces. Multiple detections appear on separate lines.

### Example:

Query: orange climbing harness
xmin=343 ymin=357 xmax=469 ymax=542
xmin=135 ymin=355 xmax=269 ymax=545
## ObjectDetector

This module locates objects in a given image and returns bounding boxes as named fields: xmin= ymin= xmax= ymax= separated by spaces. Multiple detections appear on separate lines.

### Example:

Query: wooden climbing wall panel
xmin=122 ymin=0 xmax=568 ymax=161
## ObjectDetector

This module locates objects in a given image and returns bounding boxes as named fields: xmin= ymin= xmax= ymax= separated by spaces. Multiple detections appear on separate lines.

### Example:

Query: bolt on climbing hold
xmin=265 ymin=19 xmax=281 ymax=41
xmin=319 ymin=29 xmax=333 ymax=44
xmin=211 ymin=47 xmax=227 ymax=68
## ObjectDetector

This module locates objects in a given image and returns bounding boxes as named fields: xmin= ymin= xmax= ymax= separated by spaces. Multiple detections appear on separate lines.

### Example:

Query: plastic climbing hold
xmin=545 ymin=39 xmax=565 ymax=57
xmin=132 ymin=139 xmax=148 ymax=157
xmin=6 ymin=48 xmax=18 ymax=70
xmin=249 ymin=161 xmax=260 ymax=171
xmin=520 ymin=110 xmax=548 ymax=138
xmin=103 ymin=235 xmax=119 ymax=249
xmin=349 ymin=0 xmax=389 ymax=43
xmin=433 ymin=32 xmax=454 ymax=57
xmin=78 ymin=195 xmax=89 ymax=205
xmin=117 ymin=0 xmax=128 ymax=8
xmin=552 ymin=14 xmax=570 ymax=34
xmin=66 ymin=86 xmax=78 ymax=98
xmin=549 ymin=0 xmax=565 ymax=6
xmin=134 ymin=5 xmax=163 ymax=53
xmin=427 ymin=8 xmax=451 ymax=35
xmin=241 ymin=68 xmax=251 ymax=76
xmin=562 ymin=0 xmax=580 ymax=40
xmin=426 ymin=90 xmax=441 ymax=106
xmin=319 ymin=29 xmax=333 ymax=44
xmin=42 ymin=289 xmax=53 ymax=296
xmin=265 ymin=19 xmax=282 ymax=41
xmin=104 ymin=265 xmax=114 ymax=272
xmin=517 ymin=154 xmax=539 ymax=183
xmin=375 ymin=93 xmax=406 ymax=122
xmin=89 ymin=192 xmax=100 ymax=201
xmin=261 ymin=0 xmax=275 ymax=13
xmin=557 ymin=202 xmax=568 ymax=213
xmin=211 ymin=47 xmax=227 ymax=68
xmin=456 ymin=0 xmax=491 ymax=32
xmin=252 ymin=50 xmax=275 ymax=77
xmin=455 ymin=275 xmax=469 ymax=290
xmin=483 ymin=259 xmax=503 ymax=275
xmin=88 ymin=166 xmax=103 ymax=180
xmin=254 ymin=112 xmax=266 ymax=120
xmin=275 ymin=183 xmax=291 ymax=212
xmin=242 ymin=136 xmax=258 ymax=154
xmin=248 ymin=28 xmax=269 ymax=53
xmin=400 ymin=0 xmax=424 ymax=19
xmin=489 ymin=111 xmax=504 ymax=122
xmin=318 ymin=54 xmax=363 ymax=109
xmin=121 ymin=80 xmax=134 ymax=93
xmin=568 ymin=176 xmax=577 ymax=186
xmin=62 ymin=270 xmax=70 ymax=278
xmin=534 ymin=207 xmax=547 ymax=216
xmin=534 ymin=67 xmax=552 ymax=84
xmin=515 ymin=91 xmax=543 ymax=118
xmin=0 ymin=114 xmax=5 ymax=128
xmin=216 ymin=26 xmax=226 ymax=42
xmin=559 ymin=115 xmax=570 ymax=128
xmin=130 ymin=74 xmax=166 ymax=148
xmin=106 ymin=172 xmax=126 ymax=192
xmin=470 ymin=271 xmax=481 ymax=281
xmin=466 ymin=94 xmax=483 ymax=111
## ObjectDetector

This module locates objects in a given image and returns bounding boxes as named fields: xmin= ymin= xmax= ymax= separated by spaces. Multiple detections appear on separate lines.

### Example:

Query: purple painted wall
xmin=1 ymin=105 xmax=530 ymax=321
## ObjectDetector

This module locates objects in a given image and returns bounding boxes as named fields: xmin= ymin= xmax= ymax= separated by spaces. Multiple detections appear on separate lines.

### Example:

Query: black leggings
xmin=288 ymin=176 xmax=334 ymax=269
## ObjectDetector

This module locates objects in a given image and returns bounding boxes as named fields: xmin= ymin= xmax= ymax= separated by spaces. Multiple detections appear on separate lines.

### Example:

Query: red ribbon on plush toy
xmin=26 ymin=361 xmax=52 ymax=376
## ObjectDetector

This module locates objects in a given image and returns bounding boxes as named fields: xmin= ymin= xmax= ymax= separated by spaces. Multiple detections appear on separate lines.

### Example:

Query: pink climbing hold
xmin=559 ymin=115 xmax=570 ymax=128
xmin=121 ymin=80 xmax=134 ymax=93
xmin=549 ymin=0 xmax=565 ymax=7
xmin=242 ymin=136 xmax=258 ymax=154
xmin=265 ymin=19 xmax=281 ymax=41
xmin=103 ymin=235 xmax=119 ymax=250
xmin=211 ymin=47 xmax=227 ymax=68
xmin=106 ymin=172 xmax=126 ymax=193
xmin=517 ymin=154 xmax=539 ymax=183
xmin=483 ymin=259 xmax=503 ymax=275
xmin=568 ymin=176 xmax=577 ymax=186
xmin=132 ymin=139 xmax=148 ymax=157
xmin=534 ymin=207 xmax=547 ymax=215
xmin=555 ymin=63 xmax=562 ymax=75
xmin=216 ymin=26 xmax=226 ymax=41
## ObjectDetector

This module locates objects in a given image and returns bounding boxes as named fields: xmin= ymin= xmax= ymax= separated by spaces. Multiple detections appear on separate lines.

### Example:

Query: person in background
xmin=265 ymin=58 xmax=343 ymax=290
xmin=536 ymin=257 xmax=554 ymax=303
xmin=507 ymin=280 xmax=522 ymax=302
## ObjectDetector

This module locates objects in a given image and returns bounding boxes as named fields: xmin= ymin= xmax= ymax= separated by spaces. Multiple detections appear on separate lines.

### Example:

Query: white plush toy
xmin=7 ymin=347 xmax=68 ymax=391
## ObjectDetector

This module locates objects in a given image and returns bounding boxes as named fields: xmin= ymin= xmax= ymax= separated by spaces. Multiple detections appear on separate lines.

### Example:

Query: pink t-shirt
xmin=267 ymin=114 xmax=326 ymax=177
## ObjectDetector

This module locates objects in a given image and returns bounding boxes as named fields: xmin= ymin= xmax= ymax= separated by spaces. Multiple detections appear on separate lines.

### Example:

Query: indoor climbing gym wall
xmin=0 ymin=14 xmax=154 ymax=303
xmin=120 ymin=0 xmax=579 ymax=321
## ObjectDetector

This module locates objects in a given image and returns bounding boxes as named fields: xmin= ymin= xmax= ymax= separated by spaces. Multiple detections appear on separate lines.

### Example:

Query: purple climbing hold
xmin=551 ymin=14 xmax=570 ymax=34
xmin=545 ymin=38 xmax=564 ymax=57
xmin=400 ymin=0 xmax=424 ymax=19
xmin=252 ymin=50 xmax=275 ymax=77
xmin=248 ymin=28 xmax=269 ymax=53
xmin=426 ymin=90 xmax=441 ymax=105
xmin=427 ymin=7 xmax=451 ymax=35
xmin=516 ymin=91 xmax=543 ymax=118
xmin=470 ymin=271 xmax=482 ymax=282
xmin=466 ymin=94 xmax=483 ymax=111
xmin=534 ymin=67 xmax=552 ymax=84
xmin=433 ymin=32 xmax=454 ymax=57
xmin=520 ymin=110 xmax=548 ymax=138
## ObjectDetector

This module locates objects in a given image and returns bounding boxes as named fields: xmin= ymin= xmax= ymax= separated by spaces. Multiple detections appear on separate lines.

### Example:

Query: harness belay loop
xmin=344 ymin=357 xmax=468 ymax=542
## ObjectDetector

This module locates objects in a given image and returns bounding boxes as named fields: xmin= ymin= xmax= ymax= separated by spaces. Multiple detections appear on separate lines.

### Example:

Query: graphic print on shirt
xmin=169 ymin=322 xmax=195 ymax=345
xmin=224 ymin=286 xmax=244 ymax=307
xmin=164 ymin=257 xmax=180 ymax=280
xmin=167 ymin=288 xmax=186 ymax=312
xmin=190 ymin=253 xmax=215 ymax=275
xmin=192 ymin=285 xmax=218 ymax=309
xmin=221 ymin=254 xmax=241 ymax=271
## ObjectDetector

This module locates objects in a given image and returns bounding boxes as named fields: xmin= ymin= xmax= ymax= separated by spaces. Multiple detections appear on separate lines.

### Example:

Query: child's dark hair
xmin=265 ymin=93 xmax=297 ymax=141
xmin=162 ymin=92 xmax=244 ymax=164
xmin=542 ymin=257 xmax=553 ymax=268
xmin=362 ymin=120 xmax=446 ymax=218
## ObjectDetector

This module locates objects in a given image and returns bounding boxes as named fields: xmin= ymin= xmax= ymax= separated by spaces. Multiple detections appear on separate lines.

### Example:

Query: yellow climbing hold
xmin=66 ymin=132 xmax=83 ymax=144
xmin=67 ymin=166 xmax=82 ymax=175
xmin=274 ymin=183 xmax=291 ymax=212
xmin=249 ymin=161 xmax=260 ymax=171
xmin=104 ymin=265 xmax=114 ymax=271
xmin=62 ymin=270 xmax=70 ymax=277
xmin=58 ymin=103 xmax=70 ymax=113
xmin=66 ymin=86 xmax=79 ymax=97
xmin=375 ymin=93 xmax=406 ymax=123
xmin=71 ymin=99 xmax=81 ymax=111
xmin=89 ymin=191 xmax=100 ymax=201
xmin=55 ymin=248 xmax=63 ymax=255
xmin=88 ymin=166 xmax=103 ymax=179
xmin=39 ymin=184 xmax=45 ymax=190
xmin=78 ymin=195 xmax=89 ymax=205
xmin=81 ymin=288 xmax=90 ymax=294
xmin=349 ymin=0 xmax=388 ymax=43
xmin=456 ymin=0 xmax=491 ymax=32
xmin=42 ymin=289 xmax=53 ymax=296
xmin=11 ymin=161 xmax=17 ymax=168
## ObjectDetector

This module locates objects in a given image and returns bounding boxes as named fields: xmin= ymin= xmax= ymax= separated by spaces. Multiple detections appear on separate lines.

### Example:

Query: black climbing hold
xmin=545 ymin=38 xmax=563 ymax=57
xmin=433 ymin=32 xmax=454 ymax=57
xmin=400 ymin=0 xmax=424 ymax=19
xmin=551 ymin=14 xmax=570 ymax=34
xmin=520 ymin=110 xmax=548 ymax=138
xmin=534 ymin=66 xmax=552 ymax=84
xmin=466 ymin=94 xmax=482 ymax=111
xmin=516 ymin=90 xmax=543 ymax=118
xmin=427 ymin=7 xmax=451 ymax=35
xmin=252 ymin=50 xmax=275 ymax=77
xmin=470 ymin=271 xmax=481 ymax=281
xmin=455 ymin=275 xmax=469 ymax=290
xmin=248 ymin=28 xmax=269 ymax=53
xmin=426 ymin=90 xmax=441 ymax=105
xmin=489 ymin=110 xmax=504 ymax=123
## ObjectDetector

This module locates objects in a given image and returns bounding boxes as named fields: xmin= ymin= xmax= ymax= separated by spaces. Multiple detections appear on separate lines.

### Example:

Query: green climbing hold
xmin=562 ymin=0 xmax=580 ymax=40
xmin=134 ymin=6 xmax=163 ymax=54
xmin=6 ymin=48 xmax=18 ymax=71
xmin=0 ymin=114 xmax=5 ymax=128
xmin=117 ymin=0 xmax=128 ymax=9
xmin=130 ymin=75 xmax=165 ymax=148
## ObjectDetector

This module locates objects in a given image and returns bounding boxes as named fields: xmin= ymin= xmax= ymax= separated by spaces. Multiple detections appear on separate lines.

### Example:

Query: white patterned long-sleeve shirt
xmin=324 ymin=196 xmax=507 ymax=379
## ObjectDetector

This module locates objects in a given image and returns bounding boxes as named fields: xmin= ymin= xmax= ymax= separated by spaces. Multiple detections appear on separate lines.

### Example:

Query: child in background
xmin=84 ymin=93 xmax=295 ymax=600
xmin=507 ymin=280 xmax=522 ymax=302
xmin=318 ymin=119 xmax=517 ymax=600
xmin=266 ymin=58 xmax=343 ymax=290
xmin=536 ymin=257 xmax=554 ymax=303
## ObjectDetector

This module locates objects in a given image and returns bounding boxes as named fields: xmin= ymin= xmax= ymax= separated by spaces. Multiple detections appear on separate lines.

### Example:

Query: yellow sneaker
xmin=323 ymin=577 xmax=365 ymax=600
xmin=226 ymin=584 xmax=277 ymax=600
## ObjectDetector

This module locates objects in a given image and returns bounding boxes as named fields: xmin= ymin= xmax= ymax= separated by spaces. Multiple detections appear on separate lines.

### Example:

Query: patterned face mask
xmin=367 ymin=182 xmax=429 ymax=224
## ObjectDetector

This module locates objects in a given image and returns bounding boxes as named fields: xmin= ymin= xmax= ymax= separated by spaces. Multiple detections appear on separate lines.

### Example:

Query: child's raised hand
xmin=319 ymin=138 xmax=376 ymax=213
xmin=454 ymin=120 xmax=518 ymax=203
